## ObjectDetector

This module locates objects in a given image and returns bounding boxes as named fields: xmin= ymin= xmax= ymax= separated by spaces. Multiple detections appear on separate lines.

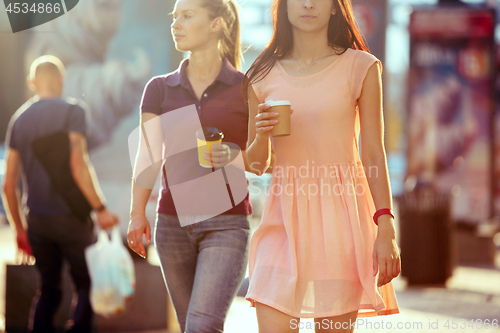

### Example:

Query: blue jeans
xmin=27 ymin=213 xmax=95 ymax=333
xmin=155 ymin=214 xmax=250 ymax=333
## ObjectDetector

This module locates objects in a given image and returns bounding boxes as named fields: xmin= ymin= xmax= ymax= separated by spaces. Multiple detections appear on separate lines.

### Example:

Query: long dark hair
xmin=201 ymin=0 xmax=242 ymax=71
xmin=242 ymin=0 xmax=369 ymax=100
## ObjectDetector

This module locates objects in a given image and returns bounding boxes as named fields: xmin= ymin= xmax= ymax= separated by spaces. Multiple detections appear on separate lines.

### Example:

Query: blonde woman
xmin=127 ymin=0 xmax=251 ymax=332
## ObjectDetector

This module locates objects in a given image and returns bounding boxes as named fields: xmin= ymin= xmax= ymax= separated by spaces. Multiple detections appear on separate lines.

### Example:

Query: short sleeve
xmin=352 ymin=51 xmax=382 ymax=102
xmin=5 ymin=117 xmax=19 ymax=150
xmin=67 ymin=105 xmax=87 ymax=134
xmin=251 ymin=83 xmax=264 ymax=104
xmin=141 ymin=77 xmax=163 ymax=115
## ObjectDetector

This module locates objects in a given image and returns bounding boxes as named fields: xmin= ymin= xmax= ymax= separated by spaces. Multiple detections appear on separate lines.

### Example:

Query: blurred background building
xmin=1 ymin=0 xmax=500 ymax=332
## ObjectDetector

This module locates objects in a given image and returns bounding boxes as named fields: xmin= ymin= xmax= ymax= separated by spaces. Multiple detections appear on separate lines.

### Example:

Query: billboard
xmin=407 ymin=8 xmax=495 ymax=223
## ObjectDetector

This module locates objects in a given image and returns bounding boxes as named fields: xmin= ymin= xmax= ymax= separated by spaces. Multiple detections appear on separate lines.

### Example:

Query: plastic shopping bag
xmin=85 ymin=226 xmax=136 ymax=317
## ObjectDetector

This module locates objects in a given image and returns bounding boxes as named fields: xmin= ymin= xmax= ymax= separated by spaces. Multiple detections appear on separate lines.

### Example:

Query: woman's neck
xmin=187 ymin=47 xmax=223 ymax=82
xmin=290 ymin=28 xmax=332 ymax=63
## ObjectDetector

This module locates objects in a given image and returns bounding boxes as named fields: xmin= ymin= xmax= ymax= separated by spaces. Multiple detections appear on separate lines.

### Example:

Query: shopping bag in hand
xmin=85 ymin=226 xmax=136 ymax=317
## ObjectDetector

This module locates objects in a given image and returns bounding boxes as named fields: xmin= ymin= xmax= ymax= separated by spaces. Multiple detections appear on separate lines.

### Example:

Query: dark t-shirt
xmin=5 ymin=97 xmax=87 ymax=215
xmin=140 ymin=57 xmax=252 ymax=216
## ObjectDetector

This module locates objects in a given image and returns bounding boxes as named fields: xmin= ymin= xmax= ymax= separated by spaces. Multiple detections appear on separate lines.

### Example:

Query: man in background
xmin=1 ymin=55 xmax=119 ymax=333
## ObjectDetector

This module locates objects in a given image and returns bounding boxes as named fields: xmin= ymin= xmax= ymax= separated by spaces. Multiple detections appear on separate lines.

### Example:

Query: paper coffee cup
xmin=196 ymin=127 xmax=224 ymax=168
xmin=267 ymin=100 xmax=291 ymax=137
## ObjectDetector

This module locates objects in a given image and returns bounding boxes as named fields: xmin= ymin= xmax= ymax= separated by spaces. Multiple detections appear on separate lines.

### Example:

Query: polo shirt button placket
xmin=199 ymin=92 xmax=207 ymax=113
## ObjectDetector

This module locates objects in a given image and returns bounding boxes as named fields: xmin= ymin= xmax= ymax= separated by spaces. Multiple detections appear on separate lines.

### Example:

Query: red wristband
xmin=373 ymin=208 xmax=394 ymax=226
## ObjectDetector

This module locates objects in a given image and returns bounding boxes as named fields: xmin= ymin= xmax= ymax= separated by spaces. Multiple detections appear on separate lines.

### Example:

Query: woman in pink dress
xmin=243 ymin=0 xmax=400 ymax=332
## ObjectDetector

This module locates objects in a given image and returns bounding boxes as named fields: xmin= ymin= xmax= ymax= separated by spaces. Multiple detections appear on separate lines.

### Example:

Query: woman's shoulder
xmin=250 ymin=60 xmax=282 ymax=85
xmin=345 ymin=48 xmax=379 ymax=63
xmin=150 ymin=70 xmax=178 ymax=85
xmin=143 ymin=69 xmax=181 ymax=94
xmin=344 ymin=48 xmax=381 ymax=75
xmin=231 ymin=69 xmax=246 ymax=85
xmin=147 ymin=58 xmax=186 ymax=88
xmin=144 ymin=74 xmax=166 ymax=88
xmin=141 ymin=73 xmax=172 ymax=104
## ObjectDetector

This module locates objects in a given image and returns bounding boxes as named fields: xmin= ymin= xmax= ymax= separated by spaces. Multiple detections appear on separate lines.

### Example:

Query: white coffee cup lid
xmin=267 ymin=100 xmax=291 ymax=107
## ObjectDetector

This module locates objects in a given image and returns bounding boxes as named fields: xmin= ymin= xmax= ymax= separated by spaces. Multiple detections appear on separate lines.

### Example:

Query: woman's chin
xmin=291 ymin=22 xmax=329 ymax=34
xmin=174 ymin=42 xmax=189 ymax=53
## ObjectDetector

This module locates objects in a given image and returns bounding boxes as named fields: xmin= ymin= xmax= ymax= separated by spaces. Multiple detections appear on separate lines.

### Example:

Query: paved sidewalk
xmin=222 ymin=266 xmax=500 ymax=333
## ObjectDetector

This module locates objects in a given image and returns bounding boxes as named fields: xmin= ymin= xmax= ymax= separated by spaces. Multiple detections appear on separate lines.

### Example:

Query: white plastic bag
xmin=85 ymin=226 xmax=136 ymax=317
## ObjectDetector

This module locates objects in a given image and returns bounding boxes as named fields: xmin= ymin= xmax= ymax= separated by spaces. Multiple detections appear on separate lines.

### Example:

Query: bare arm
xmin=127 ymin=112 xmax=161 ymax=258
xmin=128 ymin=178 xmax=154 ymax=258
xmin=130 ymin=180 xmax=153 ymax=219
xmin=359 ymin=64 xmax=393 ymax=217
xmin=2 ymin=149 xmax=25 ymax=232
xmin=358 ymin=63 xmax=400 ymax=287
xmin=265 ymin=148 xmax=276 ymax=174
xmin=69 ymin=132 xmax=106 ymax=209
xmin=1 ymin=148 xmax=32 ymax=263
xmin=69 ymin=132 xmax=118 ymax=229
xmin=246 ymin=86 xmax=278 ymax=175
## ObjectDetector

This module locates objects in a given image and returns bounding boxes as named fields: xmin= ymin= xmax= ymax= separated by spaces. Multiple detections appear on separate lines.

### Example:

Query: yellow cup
xmin=196 ymin=127 xmax=224 ymax=168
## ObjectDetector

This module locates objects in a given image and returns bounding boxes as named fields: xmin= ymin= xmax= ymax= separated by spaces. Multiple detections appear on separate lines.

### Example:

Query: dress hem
xmin=245 ymin=295 xmax=399 ymax=319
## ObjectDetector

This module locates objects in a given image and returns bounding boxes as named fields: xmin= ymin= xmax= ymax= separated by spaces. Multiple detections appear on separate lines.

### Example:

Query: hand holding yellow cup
xmin=196 ymin=127 xmax=224 ymax=168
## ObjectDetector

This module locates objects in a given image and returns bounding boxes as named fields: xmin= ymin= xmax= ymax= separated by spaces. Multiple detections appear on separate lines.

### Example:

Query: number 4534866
xmin=6 ymin=3 xmax=61 ymax=14
xmin=444 ymin=319 xmax=498 ymax=329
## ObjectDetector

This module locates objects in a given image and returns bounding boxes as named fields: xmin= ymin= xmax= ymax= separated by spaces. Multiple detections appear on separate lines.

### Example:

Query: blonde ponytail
xmin=201 ymin=0 xmax=242 ymax=71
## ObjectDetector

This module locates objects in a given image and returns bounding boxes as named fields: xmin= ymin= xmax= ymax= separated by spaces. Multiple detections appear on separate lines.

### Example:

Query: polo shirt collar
xmin=165 ymin=57 xmax=239 ymax=88
xmin=216 ymin=58 xmax=239 ymax=86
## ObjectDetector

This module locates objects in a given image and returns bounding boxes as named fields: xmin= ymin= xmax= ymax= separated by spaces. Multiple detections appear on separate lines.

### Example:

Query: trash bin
xmin=398 ymin=183 xmax=455 ymax=285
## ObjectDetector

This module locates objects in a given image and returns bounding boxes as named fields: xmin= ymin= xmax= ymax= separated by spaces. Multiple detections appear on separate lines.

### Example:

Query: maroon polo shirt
xmin=140 ymin=57 xmax=252 ymax=216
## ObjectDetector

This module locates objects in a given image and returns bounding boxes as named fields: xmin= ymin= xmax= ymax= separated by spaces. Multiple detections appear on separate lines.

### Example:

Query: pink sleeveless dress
xmin=246 ymin=48 xmax=399 ymax=318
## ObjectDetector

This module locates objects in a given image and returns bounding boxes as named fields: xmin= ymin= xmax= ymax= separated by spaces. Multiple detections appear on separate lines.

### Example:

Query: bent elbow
xmin=253 ymin=170 xmax=264 ymax=177
xmin=247 ymin=160 xmax=269 ymax=176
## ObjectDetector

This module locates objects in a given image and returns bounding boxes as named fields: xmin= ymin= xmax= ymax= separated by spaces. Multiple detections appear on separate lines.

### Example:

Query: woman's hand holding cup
xmin=255 ymin=102 xmax=279 ymax=140
xmin=255 ymin=100 xmax=293 ymax=140
xmin=204 ymin=143 xmax=231 ymax=168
